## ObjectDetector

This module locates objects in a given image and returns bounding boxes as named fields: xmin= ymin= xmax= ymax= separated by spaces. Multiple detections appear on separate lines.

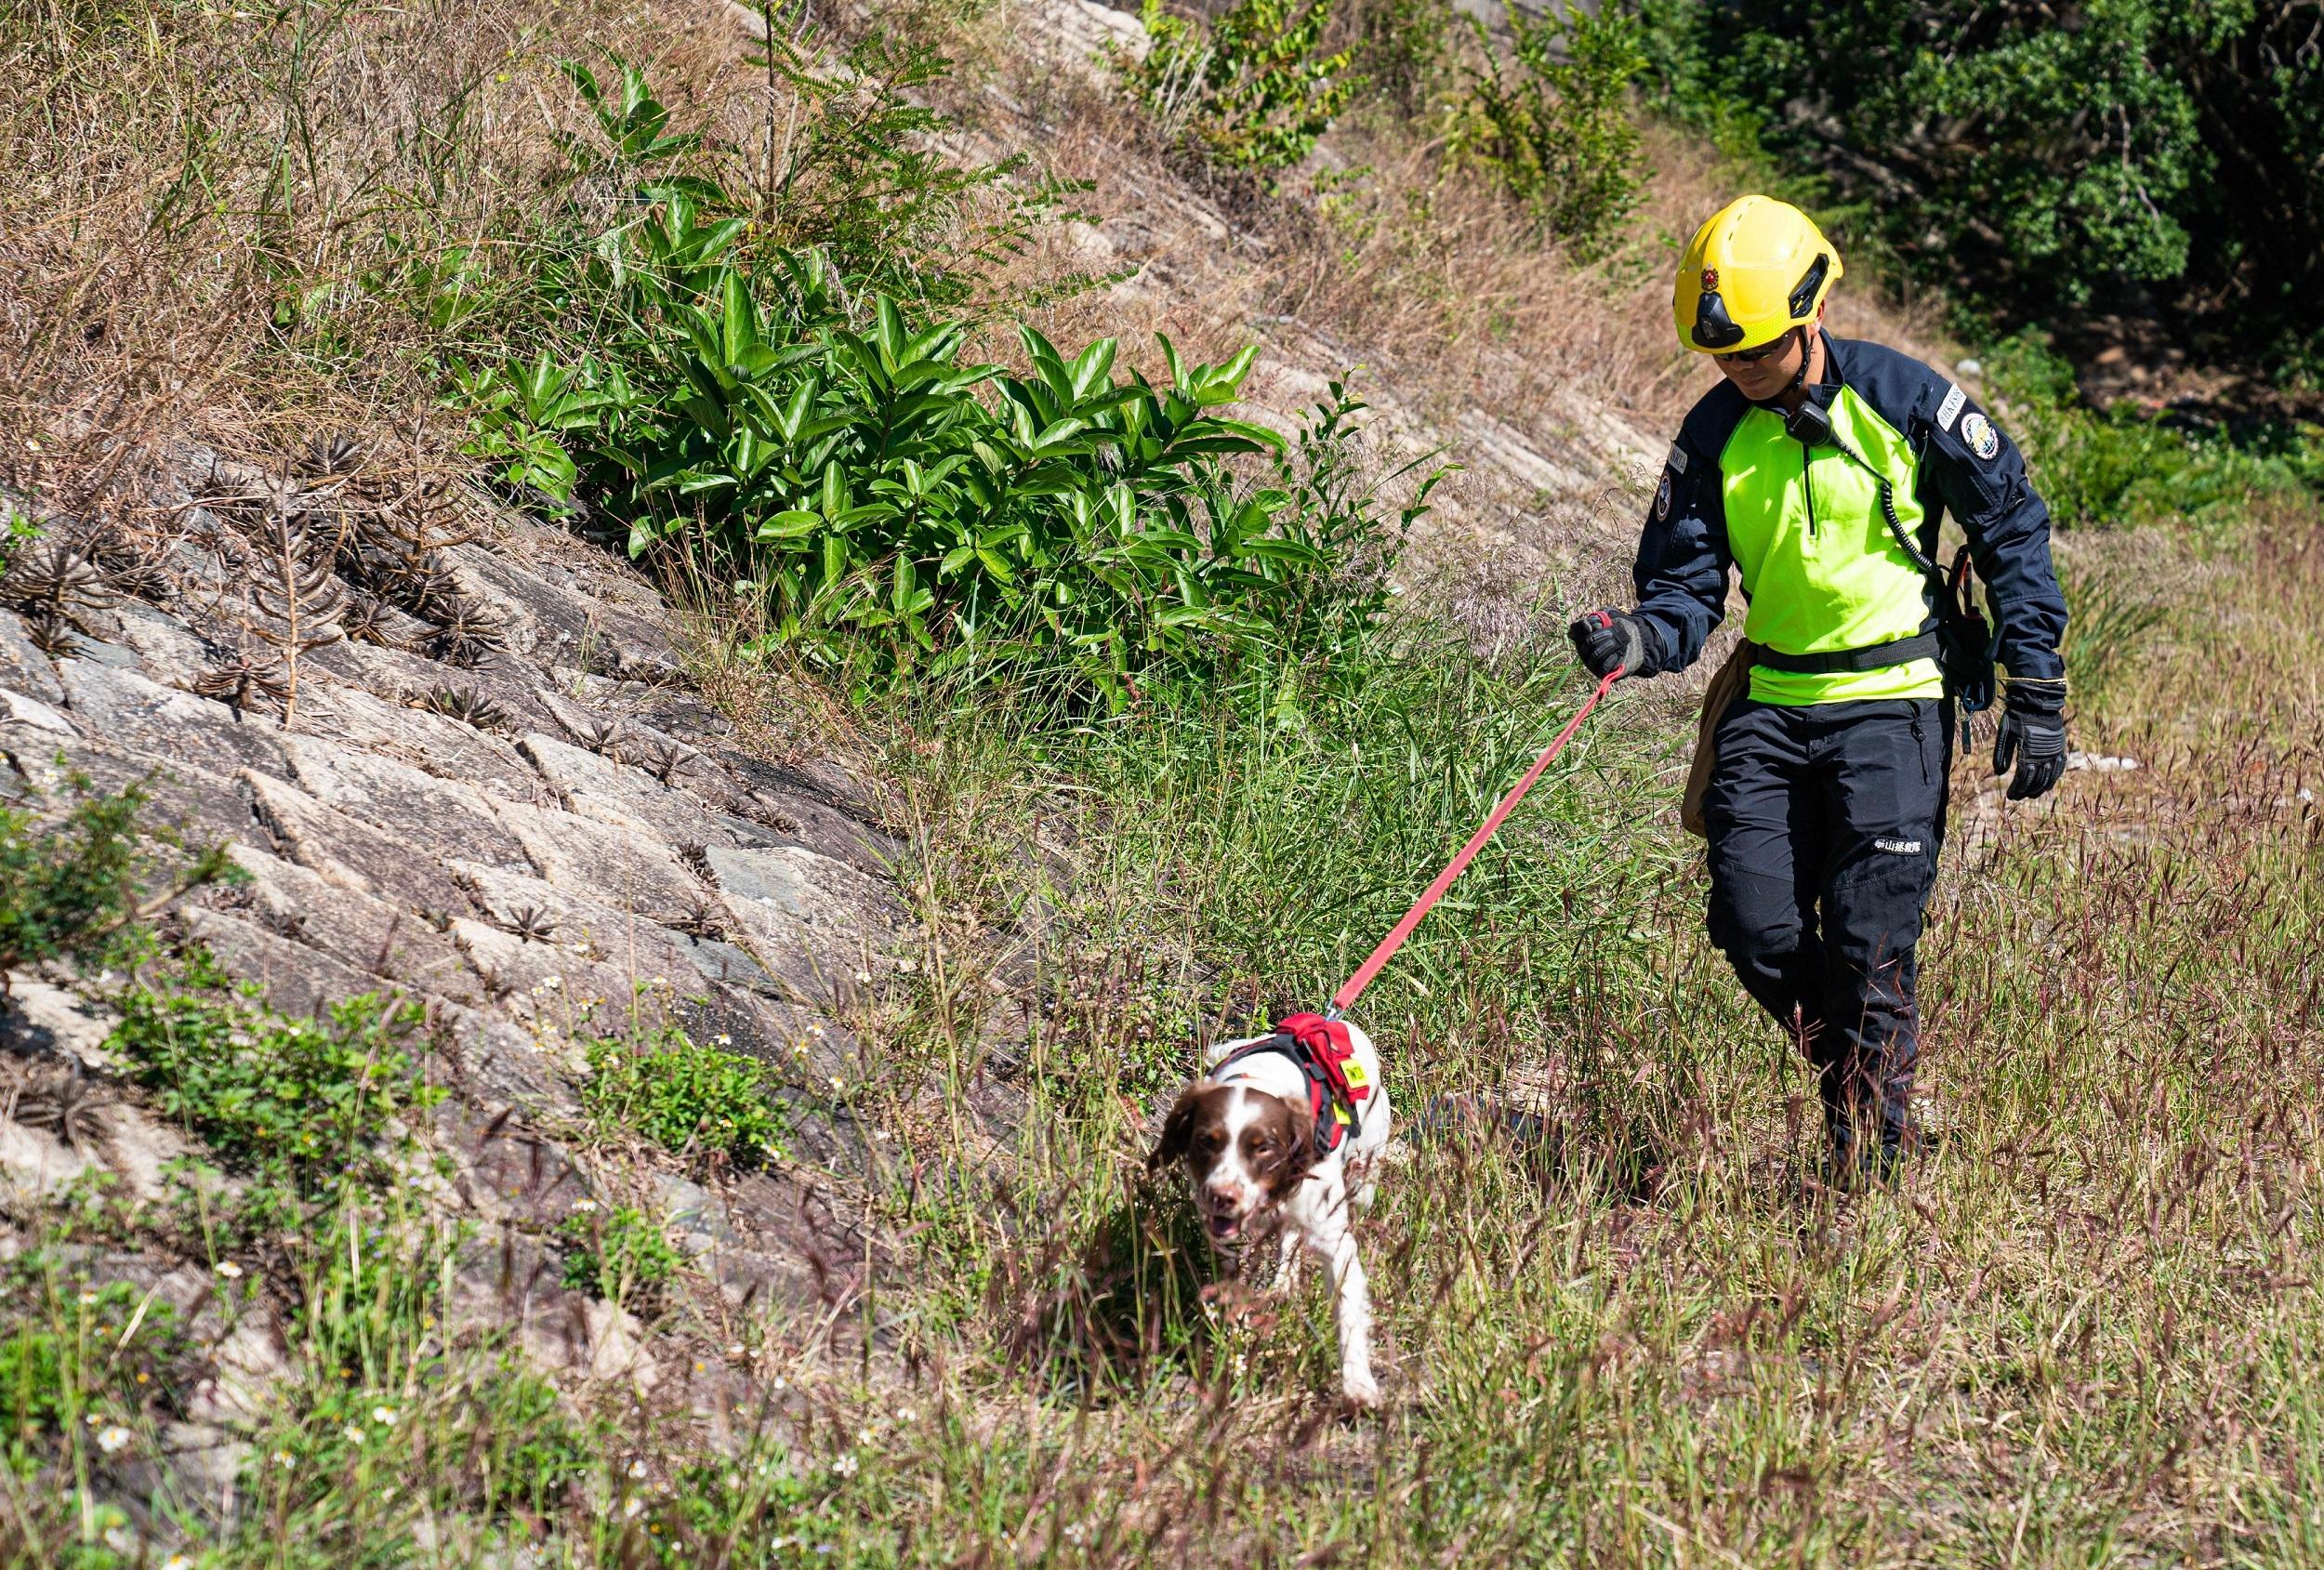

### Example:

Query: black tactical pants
xmin=1702 ymin=697 xmax=1950 ymax=1155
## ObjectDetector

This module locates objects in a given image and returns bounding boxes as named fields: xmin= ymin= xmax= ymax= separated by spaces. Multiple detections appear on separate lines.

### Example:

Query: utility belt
xmin=1681 ymin=548 xmax=1998 ymax=839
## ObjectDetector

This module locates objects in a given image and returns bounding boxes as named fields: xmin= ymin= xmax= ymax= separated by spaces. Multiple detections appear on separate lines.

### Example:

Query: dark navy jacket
xmin=1630 ymin=332 xmax=2069 ymax=686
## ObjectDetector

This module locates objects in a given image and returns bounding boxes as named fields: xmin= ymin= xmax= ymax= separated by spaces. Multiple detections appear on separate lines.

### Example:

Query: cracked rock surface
xmin=1 ymin=435 xmax=910 ymax=1445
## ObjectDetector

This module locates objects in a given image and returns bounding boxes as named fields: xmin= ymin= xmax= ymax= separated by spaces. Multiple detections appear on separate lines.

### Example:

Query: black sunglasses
xmin=1714 ymin=336 xmax=1792 ymax=365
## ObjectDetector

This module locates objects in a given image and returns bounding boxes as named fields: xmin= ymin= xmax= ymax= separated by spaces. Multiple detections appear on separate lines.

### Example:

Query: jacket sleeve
xmin=1923 ymin=391 xmax=2068 ymax=682
xmin=1629 ymin=438 xmax=1732 ymax=677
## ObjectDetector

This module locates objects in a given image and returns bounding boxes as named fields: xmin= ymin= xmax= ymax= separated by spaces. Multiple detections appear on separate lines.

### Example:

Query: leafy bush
xmin=1123 ymin=0 xmax=1359 ymax=175
xmin=0 ymin=1267 xmax=185 ymax=1467
xmin=0 ymin=772 xmax=232 ymax=988
xmin=458 ymin=123 xmax=1430 ymax=706
xmin=109 ymin=952 xmax=442 ymax=1199
xmin=1985 ymin=334 xmax=2324 ymax=529
xmin=581 ymin=1023 xmax=787 ymax=1169
xmin=559 ymin=1204 xmax=682 ymax=1313
xmin=250 ymin=1366 xmax=592 ymax=1522
xmin=456 ymin=58 xmax=1429 ymax=708
xmin=1349 ymin=0 xmax=1459 ymax=119
xmin=1453 ymin=3 xmax=1647 ymax=258
xmin=1647 ymin=0 xmax=2324 ymax=371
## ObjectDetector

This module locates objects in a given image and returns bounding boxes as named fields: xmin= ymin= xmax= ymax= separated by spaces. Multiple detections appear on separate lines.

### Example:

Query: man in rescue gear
xmin=1567 ymin=194 xmax=2070 ymax=1182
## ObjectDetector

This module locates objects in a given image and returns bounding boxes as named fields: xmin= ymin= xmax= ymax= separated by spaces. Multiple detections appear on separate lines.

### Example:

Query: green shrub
xmin=1350 ymin=0 xmax=1459 ymax=119
xmin=1648 ymin=0 xmax=2324 ymax=371
xmin=459 ymin=213 xmax=1426 ymax=706
xmin=109 ymin=951 xmax=442 ymax=1200
xmin=581 ymin=1023 xmax=787 ymax=1169
xmin=1123 ymin=0 xmax=1359 ymax=175
xmin=1985 ymin=333 xmax=2324 ymax=530
xmin=456 ymin=59 xmax=1428 ymax=710
xmin=0 ymin=772 xmax=232 ymax=988
xmin=0 ymin=1266 xmax=185 ymax=1469
xmin=559 ymin=1204 xmax=682 ymax=1314
xmin=1453 ymin=3 xmax=1647 ymax=258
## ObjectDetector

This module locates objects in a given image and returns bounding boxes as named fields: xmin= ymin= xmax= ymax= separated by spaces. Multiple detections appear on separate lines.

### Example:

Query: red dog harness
xmin=1213 ymin=1013 xmax=1374 ymax=1161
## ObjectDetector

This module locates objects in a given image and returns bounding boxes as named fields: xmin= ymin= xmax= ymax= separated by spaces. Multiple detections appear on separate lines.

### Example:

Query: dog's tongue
xmin=1207 ymin=1213 xmax=1241 ymax=1241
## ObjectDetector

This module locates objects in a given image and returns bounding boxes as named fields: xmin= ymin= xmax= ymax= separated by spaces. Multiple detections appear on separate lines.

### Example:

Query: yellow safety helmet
xmin=1672 ymin=195 xmax=1842 ymax=354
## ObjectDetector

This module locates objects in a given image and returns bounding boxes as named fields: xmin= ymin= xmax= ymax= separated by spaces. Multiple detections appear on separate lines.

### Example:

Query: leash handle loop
xmin=1327 ymin=667 xmax=1621 ymax=1018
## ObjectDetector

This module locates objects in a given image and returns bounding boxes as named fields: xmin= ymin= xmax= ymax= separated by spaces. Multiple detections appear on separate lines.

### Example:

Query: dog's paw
xmin=1340 ymin=1366 xmax=1382 ymax=1410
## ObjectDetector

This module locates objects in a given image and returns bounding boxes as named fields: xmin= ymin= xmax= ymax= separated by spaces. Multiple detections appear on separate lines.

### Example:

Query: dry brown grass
xmin=0 ymin=0 xmax=754 ymax=516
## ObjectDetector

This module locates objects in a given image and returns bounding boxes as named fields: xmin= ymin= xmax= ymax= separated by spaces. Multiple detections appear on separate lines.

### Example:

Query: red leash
xmin=1325 ymin=667 xmax=1622 ymax=1020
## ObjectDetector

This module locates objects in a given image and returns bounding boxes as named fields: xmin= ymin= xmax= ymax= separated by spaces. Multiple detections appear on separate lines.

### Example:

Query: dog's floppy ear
xmin=1269 ymin=1096 xmax=1321 ymax=1190
xmin=1147 ymin=1086 xmax=1204 ymax=1174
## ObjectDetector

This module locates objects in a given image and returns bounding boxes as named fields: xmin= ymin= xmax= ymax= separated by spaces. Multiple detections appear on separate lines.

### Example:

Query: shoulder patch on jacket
xmin=1962 ymin=410 xmax=2000 ymax=460
xmin=1935 ymin=383 xmax=1966 ymax=432
xmin=1666 ymin=442 xmax=1689 ymax=475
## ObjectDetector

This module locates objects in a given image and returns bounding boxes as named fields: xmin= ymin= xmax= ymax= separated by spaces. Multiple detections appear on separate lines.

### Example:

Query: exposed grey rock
xmin=178 ymin=906 xmax=387 ymax=1021
xmin=282 ymin=732 xmax=530 ymax=868
xmin=0 ymin=610 xmax=64 ymax=703
xmin=0 ymin=730 xmax=257 ymax=851
xmin=57 ymin=658 xmax=291 ymax=779
xmin=227 ymin=844 xmax=484 ymax=1001
xmin=0 ymin=687 xmax=73 ymax=733
xmin=300 ymin=682 xmax=539 ymax=800
xmin=109 ymin=601 xmax=213 ymax=691
xmin=238 ymin=768 xmax=474 ymax=915
xmin=491 ymin=798 xmax=703 ymax=924
xmin=517 ymin=730 xmax=761 ymax=850
xmin=439 ymin=1102 xmax=589 ymax=1226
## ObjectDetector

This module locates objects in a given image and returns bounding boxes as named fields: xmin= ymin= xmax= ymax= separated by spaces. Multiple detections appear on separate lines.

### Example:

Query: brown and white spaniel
xmin=1148 ymin=1020 xmax=1393 ymax=1407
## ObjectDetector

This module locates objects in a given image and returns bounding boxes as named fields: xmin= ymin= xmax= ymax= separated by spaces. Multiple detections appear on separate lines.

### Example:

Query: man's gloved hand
xmin=1567 ymin=609 xmax=1649 ymax=680
xmin=1992 ymin=678 xmax=2068 ymax=800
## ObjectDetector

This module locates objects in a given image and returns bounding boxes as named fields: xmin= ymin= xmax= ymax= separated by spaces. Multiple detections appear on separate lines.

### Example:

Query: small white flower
xmin=770 ymin=1375 xmax=788 ymax=1392
xmin=832 ymin=1454 xmax=858 ymax=1478
xmin=852 ymin=971 xmax=871 ymax=984
xmin=899 ymin=1408 xmax=917 ymax=1423
xmin=104 ymin=1526 xmax=135 ymax=1552
xmin=96 ymin=1424 xmax=132 ymax=1454
xmin=572 ymin=1197 xmax=600 ymax=1213
xmin=273 ymin=1449 xmax=294 ymax=1465
xmin=623 ymin=1497 xmax=644 ymax=1520
xmin=650 ymin=975 xmax=669 ymax=989
xmin=874 ymin=1130 xmax=891 ymax=1142
xmin=715 ymin=1033 xmax=732 ymax=1046
xmin=344 ymin=1425 xmax=367 ymax=1444
xmin=808 ymin=1023 xmax=825 ymax=1036
xmin=627 ymin=1459 xmax=649 ymax=1480
xmin=857 ymin=1428 xmax=874 ymax=1445
xmin=214 ymin=1260 xmax=244 ymax=1279
xmin=540 ymin=975 xmax=564 ymax=992
xmin=828 ymin=1075 xmax=843 ymax=1090
xmin=78 ymin=1290 xmax=99 ymax=1306
xmin=371 ymin=1406 xmax=397 ymax=1426
xmin=165 ymin=1556 xmax=193 ymax=1570
xmin=379 ymin=1484 xmax=396 ymax=1503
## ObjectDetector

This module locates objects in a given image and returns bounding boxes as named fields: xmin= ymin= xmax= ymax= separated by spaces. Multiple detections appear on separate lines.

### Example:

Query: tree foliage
xmin=1644 ymin=0 xmax=2324 ymax=371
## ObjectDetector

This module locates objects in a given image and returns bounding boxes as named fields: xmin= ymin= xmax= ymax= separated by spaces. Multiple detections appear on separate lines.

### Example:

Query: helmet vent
xmin=1787 ymin=254 xmax=1832 ymax=321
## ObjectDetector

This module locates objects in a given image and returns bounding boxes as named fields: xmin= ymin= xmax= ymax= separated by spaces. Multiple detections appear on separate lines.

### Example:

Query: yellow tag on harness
xmin=1334 ymin=1102 xmax=1352 ymax=1126
xmin=1343 ymin=1062 xmax=1369 ymax=1092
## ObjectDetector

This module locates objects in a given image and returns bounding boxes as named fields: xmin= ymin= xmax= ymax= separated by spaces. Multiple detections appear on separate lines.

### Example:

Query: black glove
xmin=1567 ymin=608 xmax=1648 ymax=680
xmin=1992 ymin=678 xmax=2068 ymax=801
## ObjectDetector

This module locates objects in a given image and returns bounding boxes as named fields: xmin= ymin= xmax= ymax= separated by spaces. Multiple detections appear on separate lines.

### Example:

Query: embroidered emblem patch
xmin=1935 ymin=383 xmax=1966 ymax=432
xmin=1666 ymin=442 xmax=1689 ymax=475
xmin=1962 ymin=410 xmax=2000 ymax=460
xmin=1654 ymin=470 xmax=1673 ymax=521
xmin=1874 ymin=838 xmax=1925 ymax=855
xmin=1700 ymin=267 xmax=1720 ymax=292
